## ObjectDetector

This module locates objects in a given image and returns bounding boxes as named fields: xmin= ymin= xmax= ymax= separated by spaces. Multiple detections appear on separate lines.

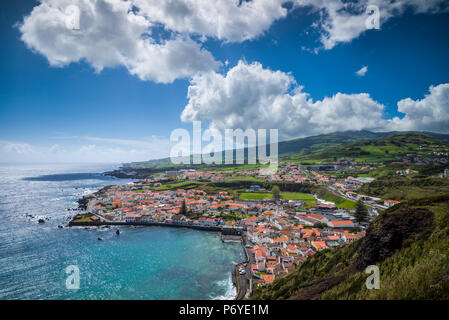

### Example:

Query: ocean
xmin=0 ymin=163 xmax=244 ymax=300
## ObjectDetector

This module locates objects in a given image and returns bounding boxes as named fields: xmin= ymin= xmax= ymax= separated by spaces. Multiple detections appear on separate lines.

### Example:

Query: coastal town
xmin=67 ymin=134 xmax=449 ymax=299
xmin=71 ymin=159 xmax=405 ymax=297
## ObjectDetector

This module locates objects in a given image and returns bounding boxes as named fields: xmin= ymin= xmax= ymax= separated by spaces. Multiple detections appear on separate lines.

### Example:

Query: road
xmin=235 ymin=235 xmax=254 ymax=300
xmin=299 ymin=164 xmax=382 ymax=210
xmin=236 ymin=268 xmax=248 ymax=300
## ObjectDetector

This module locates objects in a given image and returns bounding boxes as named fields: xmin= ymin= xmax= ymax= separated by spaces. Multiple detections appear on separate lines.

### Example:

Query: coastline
xmin=0 ymin=163 xmax=247 ymax=300
xmin=69 ymin=217 xmax=249 ymax=300
xmin=70 ymin=172 xmax=253 ymax=300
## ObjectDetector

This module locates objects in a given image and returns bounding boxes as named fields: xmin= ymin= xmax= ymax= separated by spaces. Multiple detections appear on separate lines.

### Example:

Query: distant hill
xmin=288 ymin=133 xmax=448 ymax=163
xmin=122 ymin=130 xmax=449 ymax=169
xmin=277 ymin=130 xmax=392 ymax=156
xmin=251 ymin=196 xmax=449 ymax=300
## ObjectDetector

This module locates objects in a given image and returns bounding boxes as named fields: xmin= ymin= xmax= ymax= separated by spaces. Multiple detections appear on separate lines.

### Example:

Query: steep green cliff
xmin=252 ymin=196 xmax=449 ymax=300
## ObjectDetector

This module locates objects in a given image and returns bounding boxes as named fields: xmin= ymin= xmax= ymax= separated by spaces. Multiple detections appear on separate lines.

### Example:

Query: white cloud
xmin=181 ymin=60 xmax=387 ymax=139
xmin=3 ymin=78 xmax=448 ymax=163
xmin=18 ymin=0 xmax=449 ymax=83
xmin=181 ymin=60 xmax=449 ymax=139
xmin=0 ymin=136 xmax=172 ymax=163
xmin=388 ymin=83 xmax=449 ymax=132
xmin=129 ymin=0 xmax=449 ymax=50
xmin=356 ymin=65 xmax=368 ymax=76
xmin=132 ymin=0 xmax=288 ymax=42
xmin=296 ymin=0 xmax=449 ymax=50
xmin=1 ymin=141 xmax=35 ymax=154
xmin=19 ymin=0 xmax=220 ymax=83
xmin=83 ymin=135 xmax=168 ymax=148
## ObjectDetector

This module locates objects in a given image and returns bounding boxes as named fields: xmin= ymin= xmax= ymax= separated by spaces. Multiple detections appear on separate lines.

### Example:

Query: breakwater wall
xmin=68 ymin=220 xmax=244 ymax=233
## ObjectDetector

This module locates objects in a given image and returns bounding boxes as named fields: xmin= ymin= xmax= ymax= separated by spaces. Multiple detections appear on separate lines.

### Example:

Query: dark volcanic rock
xmin=356 ymin=206 xmax=434 ymax=270
xmin=77 ymin=196 xmax=90 ymax=210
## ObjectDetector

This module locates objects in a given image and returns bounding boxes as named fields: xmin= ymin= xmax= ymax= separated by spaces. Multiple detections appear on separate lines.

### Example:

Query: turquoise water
xmin=0 ymin=163 xmax=244 ymax=299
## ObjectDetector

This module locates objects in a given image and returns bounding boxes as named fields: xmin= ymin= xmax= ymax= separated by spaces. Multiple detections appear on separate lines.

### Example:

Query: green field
xmin=280 ymin=192 xmax=315 ymax=200
xmin=280 ymin=192 xmax=317 ymax=207
xmin=287 ymin=134 xmax=446 ymax=163
xmin=239 ymin=192 xmax=273 ymax=200
xmin=315 ymin=188 xmax=357 ymax=210
xmin=238 ymin=191 xmax=318 ymax=207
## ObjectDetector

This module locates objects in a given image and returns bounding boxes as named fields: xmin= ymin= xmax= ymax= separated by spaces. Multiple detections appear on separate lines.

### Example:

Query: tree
xmin=354 ymin=199 xmax=369 ymax=223
xmin=313 ymin=222 xmax=328 ymax=229
xmin=272 ymin=185 xmax=280 ymax=202
xmin=180 ymin=200 xmax=187 ymax=216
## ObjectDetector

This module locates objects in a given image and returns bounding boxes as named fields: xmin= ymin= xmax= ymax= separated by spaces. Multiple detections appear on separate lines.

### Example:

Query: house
xmin=165 ymin=171 xmax=179 ymax=178
xmin=198 ymin=217 xmax=219 ymax=226
xmin=260 ymin=274 xmax=275 ymax=284
xmin=307 ymin=213 xmax=329 ymax=224
xmin=328 ymin=220 xmax=355 ymax=228
xmin=384 ymin=200 xmax=400 ymax=208
xmin=294 ymin=214 xmax=316 ymax=226
xmin=249 ymin=185 xmax=261 ymax=192
xmin=346 ymin=191 xmax=358 ymax=199
xmin=288 ymin=200 xmax=305 ymax=208
xmin=311 ymin=241 xmax=328 ymax=251
xmin=125 ymin=213 xmax=137 ymax=222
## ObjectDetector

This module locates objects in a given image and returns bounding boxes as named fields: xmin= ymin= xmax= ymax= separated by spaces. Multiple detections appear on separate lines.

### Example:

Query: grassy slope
xmin=239 ymin=193 xmax=273 ymax=200
xmin=239 ymin=192 xmax=317 ymax=202
xmin=321 ymin=200 xmax=449 ymax=299
xmin=125 ymin=130 xmax=387 ymax=169
xmin=124 ymin=130 xmax=449 ymax=169
xmin=251 ymin=196 xmax=449 ymax=300
xmin=315 ymin=188 xmax=357 ymax=210
xmin=360 ymin=174 xmax=449 ymax=201
xmin=288 ymin=134 xmax=444 ymax=163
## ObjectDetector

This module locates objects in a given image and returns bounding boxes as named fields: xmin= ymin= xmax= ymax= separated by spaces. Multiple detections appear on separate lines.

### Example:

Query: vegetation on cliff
xmin=252 ymin=195 xmax=449 ymax=300
xmin=288 ymin=134 xmax=446 ymax=163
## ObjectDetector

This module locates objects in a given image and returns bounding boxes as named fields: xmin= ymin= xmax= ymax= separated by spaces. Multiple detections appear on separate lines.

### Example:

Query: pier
xmin=68 ymin=219 xmax=245 ymax=234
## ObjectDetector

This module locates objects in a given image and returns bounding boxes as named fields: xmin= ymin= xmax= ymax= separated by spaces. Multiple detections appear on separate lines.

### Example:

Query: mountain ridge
xmin=123 ymin=130 xmax=449 ymax=169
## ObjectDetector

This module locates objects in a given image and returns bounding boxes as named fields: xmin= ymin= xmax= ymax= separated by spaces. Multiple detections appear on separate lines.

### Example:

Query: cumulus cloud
xmin=132 ymin=0 xmax=449 ymax=49
xmin=1 ymin=141 xmax=35 ymax=154
xmin=18 ymin=0 xmax=449 ymax=82
xmin=181 ymin=60 xmax=449 ymax=139
xmin=389 ymin=83 xmax=449 ymax=132
xmin=19 ymin=0 xmax=220 ymax=83
xmin=356 ymin=65 xmax=368 ymax=76
xmin=181 ymin=60 xmax=387 ymax=139
xmin=133 ymin=0 xmax=288 ymax=42
xmin=296 ymin=0 xmax=449 ymax=50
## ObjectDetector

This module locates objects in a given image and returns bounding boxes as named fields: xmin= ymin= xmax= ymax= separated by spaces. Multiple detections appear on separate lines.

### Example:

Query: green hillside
xmin=360 ymin=174 xmax=449 ymax=201
xmin=124 ymin=130 xmax=390 ymax=169
xmin=107 ymin=131 xmax=449 ymax=179
xmin=124 ymin=131 xmax=449 ymax=169
xmin=251 ymin=195 xmax=449 ymax=300
xmin=277 ymin=130 xmax=392 ymax=156
xmin=288 ymin=134 xmax=447 ymax=163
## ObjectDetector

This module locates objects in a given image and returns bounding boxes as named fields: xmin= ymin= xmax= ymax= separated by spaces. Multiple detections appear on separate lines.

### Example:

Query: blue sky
xmin=1 ymin=0 xmax=449 ymax=163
